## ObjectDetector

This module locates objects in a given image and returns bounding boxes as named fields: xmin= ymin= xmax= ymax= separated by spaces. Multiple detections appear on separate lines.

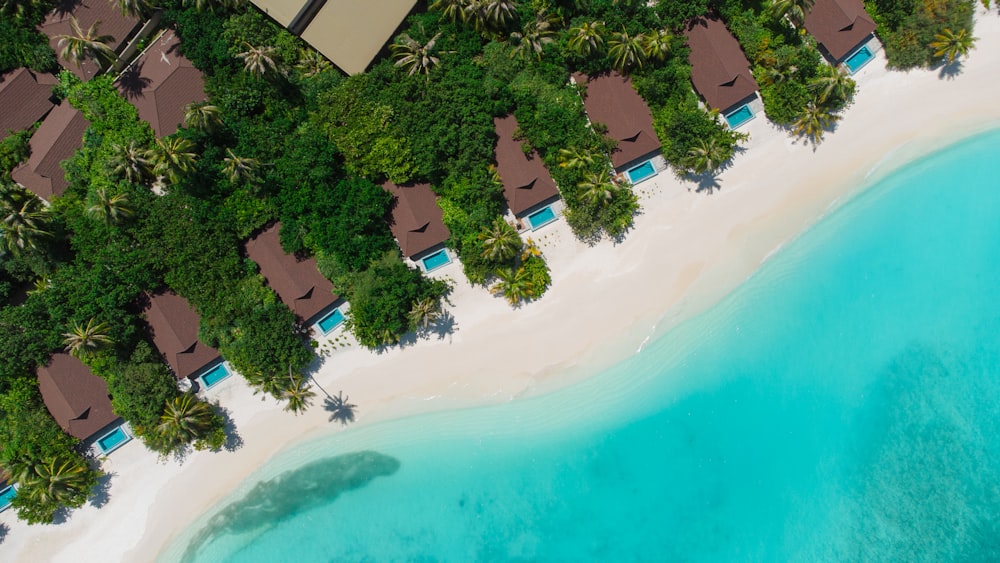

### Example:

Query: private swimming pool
xmin=198 ymin=362 xmax=233 ymax=389
xmin=725 ymin=105 xmax=755 ymax=128
xmin=845 ymin=45 xmax=874 ymax=74
xmin=421 ymin=249 xmax=452 ymax=272
xmin=626 ymin=160 xmax=656 ymax=184
xmin=0 ymin=485 xmax=15 ymax=511
xmin=527 ymin=206 xmax=557 ymax=230
xmin=96 ymin=426 xmax=131 ymax=455
xmin=317 ymin=308 xmax=345 ymax=334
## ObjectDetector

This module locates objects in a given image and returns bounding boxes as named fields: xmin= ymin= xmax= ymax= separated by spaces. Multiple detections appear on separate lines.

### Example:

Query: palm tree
xmin=577 ymin=169 xmax=620 ymax=206
xmin=0 ymin=184 xmax=50 ymax=257
xmin=392 ymin=32 xmax=444 ymax=76
xmin=156 ymin=394 xmax=219 ymax=448
xmin=566 ymin=21 xmax=606 ymax=57
xmin=295 ymin=48 xmax=330 ymax=78
xmin=768 ymin=0 xmax=815 ymax=28
xmin=183 ymin=102 xmax=222 ymax=133
xmin=182 ymin=0 xmax=244 ymax=12
xmin=557 ymin=147 xmax=597 ymax=170
xmin=1 ymin=0 xmax=49 ymax=17
xmin=490 ymin=266 xmax=533 ymax=305
xmin=57 ymin=16 xmax=116 ymax=68
xmin=641 ymin=29 xmax=672 ymax=62
xmin=86 ymin=188 xmax=133 ymax=226
xmin=465 ymin=0 xmax=516 ymax=33
xmin=759 ymin=63 xmax=798 ymax=86
xmin=222 ymin=149 xmax=260 ymax=185
xmin=146 ymin=137 xmax=197 ymax=184
xmin=430 ymin=0 xmax=468 ymax=23
xmin=508 ymin=10 xmax=560 ymax=60
xmin=685 ymin=137 xmax=727 ymax=175
xmin=792 ymin=100 xmax=840 ymax=144
xmin=325 ymin=391 xmax=357 ymax=425
xmin=478 ymin=217 xmax=522 ymax=262
xmin=282 ymin=370 xmax=315 ymax=415
xmin=109 ymin=140 xmax=150 ymax=184
xmin=808 ymin=66 xmax=854 ymax=103
xmin=408 ymin=296 xmax=442 ymax=330
xmin=63 ymin=318 xmax=113 ymax=356
xmin=15 ymin=456 xmax=96 ymax=510
xmin=110 ymin=0 xmax=154 ymax=18
xmin=929 ymin=28 xmax=976 ymax=64
xmin=236 ymin=42 xmax=281 ymax=79
xmin=608 ymin=28 xmax=646 ymax=73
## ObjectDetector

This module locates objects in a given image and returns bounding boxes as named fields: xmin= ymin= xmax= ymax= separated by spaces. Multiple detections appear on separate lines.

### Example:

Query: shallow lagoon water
xmin=169 ymin=129 xmax=1000 ymax=562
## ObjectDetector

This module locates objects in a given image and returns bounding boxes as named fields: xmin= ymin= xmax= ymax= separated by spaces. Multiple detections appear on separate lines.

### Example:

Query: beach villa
xmin=117 ymin=30 xmax=207 ymax=138
xmin=0 ymin=68 xmax=58 ymax=141
xmin=245 ymin=223 xmax=345 ymax=336
xmin=144 ymin=291 xmax=232 ymax=391
xmin=39 ymin=0 xmax=141 ymax=80
xmin=11 ymin=102 xmax=89 ymax=201
xmin=572 ymin=72 xmax=663 ymax=185
xmin=382 ymin=181 xmax=454 ymax=273
xmin=247 ymin=0 xmax=417 ymax=75
xmin=684 ymin=15 xmax=761 ymax=129
xmin=492 ymin=114 xmax=564 ymax=231
xmin=803 ymin=0 xmax=881 ymax=74
xmin=36 ymin=353 xmax=132 ymax=455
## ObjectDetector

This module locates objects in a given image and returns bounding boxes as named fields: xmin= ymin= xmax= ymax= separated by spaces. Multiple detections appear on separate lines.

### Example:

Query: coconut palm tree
xmin=792 ymin=100 xmax=840 ymax=144
xmin=808 ymin=66 xmax=854 ymax=103
xmin=577 ymin=169 xmax=620 ymax=206
xmin=557 ymin=147 xmax=597 ymax=170
xmin=608 ymin=27 xmax=646 ymax=73
xmin=566 ymin=21 xmax=606 ymax=57
xmin=325 ymin=391 xmax=357 ymax=425
xmin=109 ymin=140 xmax=150 ymax=184
xmin=641 ymin=29 xmax=672 ymax=62
xmin=57 ymin=16 xmax=116 ymax=68
xmin=0 ymin=184 xmax=50 ymax=257
xmin=392 ymin=32 xmax=444 ymax=76
xmin=768 ymin=0 xmax=815 ymax=28
xmin=222 ymin=149 xmax=260 ymax=185
xmin=490 ymin=266 xmax=533 ymax=305
xmin=929 ymin=28 xmax=976 ymax=64
xmin=110 ymin=0 xmax=154 ymax=18
xmin=15 ymin=455 xmax=96 ymax=510
xmin=282 ymin=368 xmax=315 ymax=415
xmin=1 ymin=0 xmax=48 ymax=17
xmin=430 ymin=0 xmax=468 ymax=23
xmin=478 ymin=217 xmax=522 ymax=262
xmin=156 ymin=394 xmax=219 ymax=448
xmin=508 ymin=10 xmax=560 ymax=60
xmin=86 ymin=188 xmax=133 ymax=226
xmin=63 ymin=318 xmax=113 ymax=356
xmin=236 ymin=42 xmax=281 ymax=79
xmin=146 ymin=137 xmax=197 ymax=184
xmin=465 ymin=0 xmax=516 ymax=33
xmin=183 ymin=102 xmax=222 ymax=133
xmin=295 ymin=48 xmax=330 ymax=78
xmin=685 ymin=137 xmax=727 ymax=175
xmin=408 ymin=296 xmax=442 ymax=330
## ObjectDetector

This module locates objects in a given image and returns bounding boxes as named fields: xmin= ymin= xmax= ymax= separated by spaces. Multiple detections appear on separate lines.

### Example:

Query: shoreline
xmin=3 ymin=10 xmax=999 ymax=562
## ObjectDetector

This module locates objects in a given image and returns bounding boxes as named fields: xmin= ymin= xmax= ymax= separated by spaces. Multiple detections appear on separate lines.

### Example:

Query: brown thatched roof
xmin=684 ymin=15 xmax=759 ymax=112
xmin=40 ymin=0 xmax=140 ymax=80
xmin=0 ymin=68 xmax=58 ymax=141
xmin=382 ymin=181 xmax=450 ymax=259
xmin=572 ymin=72 xmax=660 ymax=170
xmin=493 ymin=114 xmax=561 ymax=216
xmin=804 ymin=0 xmax=877 ymax=62
xmin=37 ymin=353 xmax=118 ymax=441
xmin=11 ymin=102 xmax=89 ymax=201
xmin=245 ymin=223 xmax=338 ymax=323
xmin=117 ymin=30 xmax=206 ymax=137
xmin=144 ymin=291 xmax=221 ymax=380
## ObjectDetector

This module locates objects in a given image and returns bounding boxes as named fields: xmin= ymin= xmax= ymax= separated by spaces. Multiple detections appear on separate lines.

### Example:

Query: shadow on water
xmin=180 ymin=450 xmax=401 ymax=562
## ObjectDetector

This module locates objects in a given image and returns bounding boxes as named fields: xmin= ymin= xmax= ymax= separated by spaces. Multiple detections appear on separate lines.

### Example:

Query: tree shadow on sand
xmin=324 ymin=391 xmax=357 ymax=425
xmin=936 ymin=59 xmax=964 ymax=80
xmin=88 ymin=471 xmax=114 ymax=508
xmin=0 ymin=522 xmax=8 ymax=544
xmin=181 ymin=451 xmax=400 ymax=561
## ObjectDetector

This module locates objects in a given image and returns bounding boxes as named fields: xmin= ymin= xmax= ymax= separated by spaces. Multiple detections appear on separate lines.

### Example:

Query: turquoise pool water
xmin=166 ymin=129 xmax=1000 ymax=562
xmin=317 ymin=309 xmax=345 ymax=334
xmin=198 ymin=363 xmax=232 ymax=389
xmin=626 ymin=160 xmax=656 ymax=183
xmin=0 ymin=485 xmax=15 ymax=511
xmin=527 ymin=206 xmax=557 ymax=230
xmin=96 ymin=426 xmax=131 ymax=454
xmin=845 ymin=45 xmax=874 ymax=74
xmin=725 ymin=104 xmax=755 ymax=128
xmin=421 ymin=249 xmax=451 ymax=272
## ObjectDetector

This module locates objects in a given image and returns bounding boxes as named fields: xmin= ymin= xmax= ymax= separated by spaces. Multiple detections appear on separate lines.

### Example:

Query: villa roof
xmin=144 ymin=291 xmax=221 ymax=380
xmin=248 ymin=0 xmax=308 ymax=28
xmin=36 ymin=353 xmax=118 ymax=442
xmin=117 ymin=30 xmax=207 ymax=138
xmin=245 ymin=223 xmax=338 ymax=323
xmin=11 ymin=102 xmax=89 ymax=201
xmin=572 ymin=72 xmax=660 ymax=170
xmin=296 ymin=0 xmax=417 ymax=75
xmin=40 ymin=0 xmax=141 ymax=80
xmin=382 ymin=181 xmax=450 ymax=259
xmin=493 ymin=115 xmax=561 ymax=215
xmin=804 ymin=0 xmax=877 ymax=62
xmin=0 ymin=68 xmax=58 ymax=141
xmin=684 ymin=15 xmax=759 ymax=112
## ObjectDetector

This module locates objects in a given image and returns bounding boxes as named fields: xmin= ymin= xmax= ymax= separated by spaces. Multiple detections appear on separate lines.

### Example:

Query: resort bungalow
xmin=40 ymin=0 xmax=141 ymax=80
xmin=684 ymin=15 xmax=761 ymax=129
xmin=36 ymin=353 xmax=132 ymax=455
xmin=803 ymin=0 xmax=880 ymax=74
xmin=0 ymin=68 xmax=58 ymax=141
xmin=572 ymin=72 xmax=663 ymax=185
xmin=249 ymin=0 xmax=418 ymax=75
xmin=11 ymin=102 xmax=89 ymax=201
xmin=382 ymin=181 xmax=453 ymax=273
xmin=245 ymin=223 xmax=346 ymax=336
xmin=493 ymin=114 xmax=563 ymax=230
xmin=117 ymin=30 xmax=207 ymax=137
xmin=144 ymin=291 xmax=232 ymax=391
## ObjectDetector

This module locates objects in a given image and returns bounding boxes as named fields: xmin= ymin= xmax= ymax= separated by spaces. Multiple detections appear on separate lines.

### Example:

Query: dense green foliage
xmin=0 ymin=0 xmax=58 ymax=72
xmin=866 ymin=0 xmax=976 ymax=69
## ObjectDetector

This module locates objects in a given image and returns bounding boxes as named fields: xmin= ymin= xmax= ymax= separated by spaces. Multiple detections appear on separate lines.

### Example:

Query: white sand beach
xmin=3 ymin=10 xmax=1000 ymax=562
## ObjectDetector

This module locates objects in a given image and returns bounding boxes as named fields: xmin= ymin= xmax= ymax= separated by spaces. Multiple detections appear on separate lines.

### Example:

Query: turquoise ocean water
xmin=167 ymin=129 xmax=1000 ymax=562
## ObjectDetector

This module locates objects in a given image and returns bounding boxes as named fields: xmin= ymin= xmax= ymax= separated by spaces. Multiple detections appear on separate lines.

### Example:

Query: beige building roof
xmin=251 ymin=0 xmax=308 ymax=28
